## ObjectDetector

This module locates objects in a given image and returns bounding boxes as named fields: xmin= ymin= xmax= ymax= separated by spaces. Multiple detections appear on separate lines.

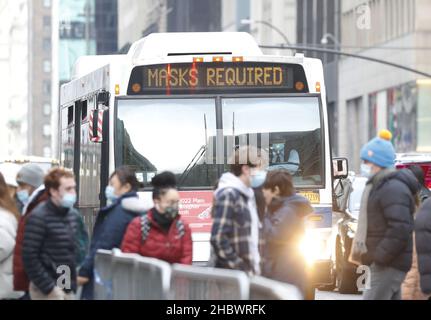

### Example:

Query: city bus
xmin=58 ymin=32 xmax=347 ymax=295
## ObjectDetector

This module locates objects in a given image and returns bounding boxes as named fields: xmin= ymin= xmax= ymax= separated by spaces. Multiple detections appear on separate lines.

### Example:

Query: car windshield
xmin=115 ymin=96 xmax=323 ymax=188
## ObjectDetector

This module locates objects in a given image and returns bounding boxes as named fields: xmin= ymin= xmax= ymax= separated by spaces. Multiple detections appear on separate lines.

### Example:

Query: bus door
xmin=60 ymin=95 xmax=108 ymax=236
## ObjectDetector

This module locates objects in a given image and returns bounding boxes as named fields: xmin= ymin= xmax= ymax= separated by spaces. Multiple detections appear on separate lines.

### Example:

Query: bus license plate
xmin=299 ymin=191 xmax=320 ymax=204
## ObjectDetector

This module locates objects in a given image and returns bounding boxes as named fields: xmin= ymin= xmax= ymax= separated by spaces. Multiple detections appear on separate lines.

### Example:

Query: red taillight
xmin=423 ymin=165 xmax=431 ymax=189
xmin=396 ymin=163 xmax=431 ymax=189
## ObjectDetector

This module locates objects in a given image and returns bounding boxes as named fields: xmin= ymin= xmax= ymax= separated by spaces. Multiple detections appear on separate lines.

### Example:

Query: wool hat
xmin=16 ymin=163 xmax=45 ymax=188
xmin=360 ymin=130 xmax=396 ymax=168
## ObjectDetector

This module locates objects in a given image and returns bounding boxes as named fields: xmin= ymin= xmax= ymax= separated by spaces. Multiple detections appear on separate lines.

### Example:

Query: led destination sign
xmin=127 ymin=62 xmax=309 ymax=95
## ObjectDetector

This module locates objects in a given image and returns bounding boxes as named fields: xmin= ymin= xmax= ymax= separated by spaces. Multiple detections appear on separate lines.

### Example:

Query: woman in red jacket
xmin=121 ymin=172 xmax=192 ymax=264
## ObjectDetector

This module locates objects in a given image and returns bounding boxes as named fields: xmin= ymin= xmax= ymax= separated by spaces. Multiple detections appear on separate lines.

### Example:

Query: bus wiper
xmin=178 ymin=145 xmax=206 ymax=187
xmin=178 ymin=114 xmax=208 ymax=187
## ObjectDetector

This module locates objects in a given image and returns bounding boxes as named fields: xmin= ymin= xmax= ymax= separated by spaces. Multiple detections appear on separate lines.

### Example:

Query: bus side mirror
xmin=89 ymin=109 xmax=106 ymax=143
xmin=332 ymin=158 xmax=348 ymax=180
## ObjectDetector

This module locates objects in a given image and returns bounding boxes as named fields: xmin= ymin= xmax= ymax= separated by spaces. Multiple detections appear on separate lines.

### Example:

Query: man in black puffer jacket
xmin=415 ymin=198 xmax=431 ymax=298
xmin=362 ymin=169 xmax=419 ymax=270
xmin=354 ymin=130 xmax=420 ymax=300
xmin=22 ymin=168 xmax=87 ymax=300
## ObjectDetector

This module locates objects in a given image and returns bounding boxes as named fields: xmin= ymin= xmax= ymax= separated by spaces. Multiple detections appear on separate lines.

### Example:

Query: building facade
xmin=58 ymin=0 xmax=96 ymax=83
xmin=118 ymin=0 xmax=168 ymax=52
xmin=28 ymin=0 xmax=54 ymax=158
xmin=167 ymin=0 xmax=221 ymax=33
xmin=221 ymin=0 xmax=250 ymax=32
xmin=0 ymin=0 xmax=29 ymax=158
xmin=118 ymin=0 xmax=221 ymax=51
xmin=95 ymin=0 xmax=118 ymax=55
xmin=296 ymin=0 xmax=341 ymax=155
xmin=249 ymin=0 xmax=296 ymax=55
xmin=338 ymin=0 xmax=431 ymax=171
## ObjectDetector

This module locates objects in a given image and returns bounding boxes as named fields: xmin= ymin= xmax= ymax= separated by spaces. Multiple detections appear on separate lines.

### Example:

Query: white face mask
xmin=360 ymin=163 xmax=373 ymax=178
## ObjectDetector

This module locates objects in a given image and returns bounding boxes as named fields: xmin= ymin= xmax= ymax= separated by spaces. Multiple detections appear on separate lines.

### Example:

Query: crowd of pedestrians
xmin=0 ymin=133 xmax=430 ymax=300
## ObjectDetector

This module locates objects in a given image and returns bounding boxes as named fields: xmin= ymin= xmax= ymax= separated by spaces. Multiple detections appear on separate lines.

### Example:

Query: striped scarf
xmin=349 ymin=168 xmax=395 ymax=265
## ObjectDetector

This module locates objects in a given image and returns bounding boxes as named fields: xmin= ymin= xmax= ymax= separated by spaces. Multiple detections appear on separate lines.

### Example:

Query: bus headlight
xmin=298 ymin=229 xmax=330 ymax=266
xmin=347 ymin=221 xmax=357 ymax=238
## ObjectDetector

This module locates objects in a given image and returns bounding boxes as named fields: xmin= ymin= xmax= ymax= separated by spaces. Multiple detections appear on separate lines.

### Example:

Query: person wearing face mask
xmin=22 ymin=168 xmax=88 ymax=300
xmin=251 ymin=164 xmax=268 ymax=223
xmin=0 ymin=172 xmax=24 ymax=300
xmin=121 ymin=172 xmax=192 ymax=265
xmin=78 ymin=166 xmax=141 ymax=300
xmin=348 ymin=130 xmax=420 ymax=300
xmin=12 ymin=164 xmax=48 ymax=300
xmin=210 ymin=146 xmax=267 ymax=275
xmin=15 ymin=163 xmax=45 ymax=214
xmin=261 ymin=170 xmax=313 ymax=298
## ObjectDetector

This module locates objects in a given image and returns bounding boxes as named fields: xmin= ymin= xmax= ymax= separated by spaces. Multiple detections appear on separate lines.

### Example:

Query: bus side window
xmin=81 ymin=100 xmax=88 ymax=122
xmin=68 ymin=105 xmax=73 ymax=126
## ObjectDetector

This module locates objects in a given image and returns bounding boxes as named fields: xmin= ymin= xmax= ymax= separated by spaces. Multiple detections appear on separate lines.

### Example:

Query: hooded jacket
xmin=362 ymin=169 xmax=420 ymax=272
xmin=415 ymin=198 xmax=431 ymax=295
xmin=262 ymin=194 xmax=313 ymax=295
xmin=0 ymin=208 xmax=23 ymax=299
xmin=210 ymin=173 xmax=260 ymax=275
xmin=13 ymin=187 xmax=49 ymax=292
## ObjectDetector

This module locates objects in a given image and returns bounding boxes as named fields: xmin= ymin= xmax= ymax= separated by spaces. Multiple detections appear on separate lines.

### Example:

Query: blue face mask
xmin=17 ymin=190 xmax=30 ymax=205
xmin=251 ymin=170 xmax=267 ymax=188
xmin=105 ymin=186 xmax=118 ymax=202
xmin=61 ymin=193 xmax=77 ymax=209
xmin=360 ymin=163 xmax=373 ymax=178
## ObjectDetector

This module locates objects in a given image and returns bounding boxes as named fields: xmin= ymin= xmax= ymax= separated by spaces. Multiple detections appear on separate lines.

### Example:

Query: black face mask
xmin=164 ymin=206 xmax=179 ymax=220
xmin=268 ymin=197 xmax=284 ymax=214
xmin=153 ymin=207 xmax=176 ymax=231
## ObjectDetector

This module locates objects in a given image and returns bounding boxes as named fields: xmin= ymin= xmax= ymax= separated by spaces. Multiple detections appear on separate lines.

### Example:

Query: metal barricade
xmin=169 ymin=264 xmax=250 ymax=300
xmin=95 ymin=250 xmax=303 ymax=300
xmin=111 ymin=249 xmax=140 ymax=300
xmin=249 ymin=276 xmax=303 ymax=300
xmin=134 ymin=256 xmax=171 ymax=300
xmin=94 ymin=250 xmax=114 ymax=300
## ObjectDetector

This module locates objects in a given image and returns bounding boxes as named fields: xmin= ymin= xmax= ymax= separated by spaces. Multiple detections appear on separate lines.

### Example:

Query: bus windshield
xmin=116 ymin=96 xmax=324 ymax=188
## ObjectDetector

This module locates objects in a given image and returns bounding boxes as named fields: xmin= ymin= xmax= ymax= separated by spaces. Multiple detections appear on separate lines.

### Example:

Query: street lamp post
xmin=321 ymin=33 xmax=341 ymax=49
xmin=320 ymin=33 xmax=341 ymax=155
xmin=241 ymin=19 xmax=294 ymax=54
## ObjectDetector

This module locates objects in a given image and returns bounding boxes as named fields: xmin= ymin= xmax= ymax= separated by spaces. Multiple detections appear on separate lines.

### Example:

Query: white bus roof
xmin=61 ymin=32 xmax=326 ymax=101
xmin=72 ymin=55 xmax=127 ymax=79
xmin=128 ymin=32 xmax=263 ymax=64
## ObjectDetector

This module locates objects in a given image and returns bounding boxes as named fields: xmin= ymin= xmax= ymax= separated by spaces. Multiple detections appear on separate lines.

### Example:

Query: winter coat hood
xmin=268 ymin=194 xmax=313 ymax=218
xmin=376 ymin=169 xmax=420 ymax=195
xmin=121 ymin=197 xmax=153 ymax=213
xmin=215 ymin=172 xmax=254 ymax=199
xmin=282 ymin=194 xmax=314 ymax=218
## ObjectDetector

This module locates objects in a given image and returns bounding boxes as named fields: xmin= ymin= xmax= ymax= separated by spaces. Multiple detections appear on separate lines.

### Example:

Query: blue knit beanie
xmin=360 ymin=130 xmax=396 ymax=168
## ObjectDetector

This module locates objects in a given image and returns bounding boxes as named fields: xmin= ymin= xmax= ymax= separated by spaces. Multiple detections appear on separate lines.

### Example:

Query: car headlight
xmin=298 ymin=229 xmax=331 ymax=266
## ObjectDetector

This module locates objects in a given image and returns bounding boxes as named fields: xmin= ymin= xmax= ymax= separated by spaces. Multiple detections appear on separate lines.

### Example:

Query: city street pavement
xmin=315 ymin=289 xmax=363 ymax=300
